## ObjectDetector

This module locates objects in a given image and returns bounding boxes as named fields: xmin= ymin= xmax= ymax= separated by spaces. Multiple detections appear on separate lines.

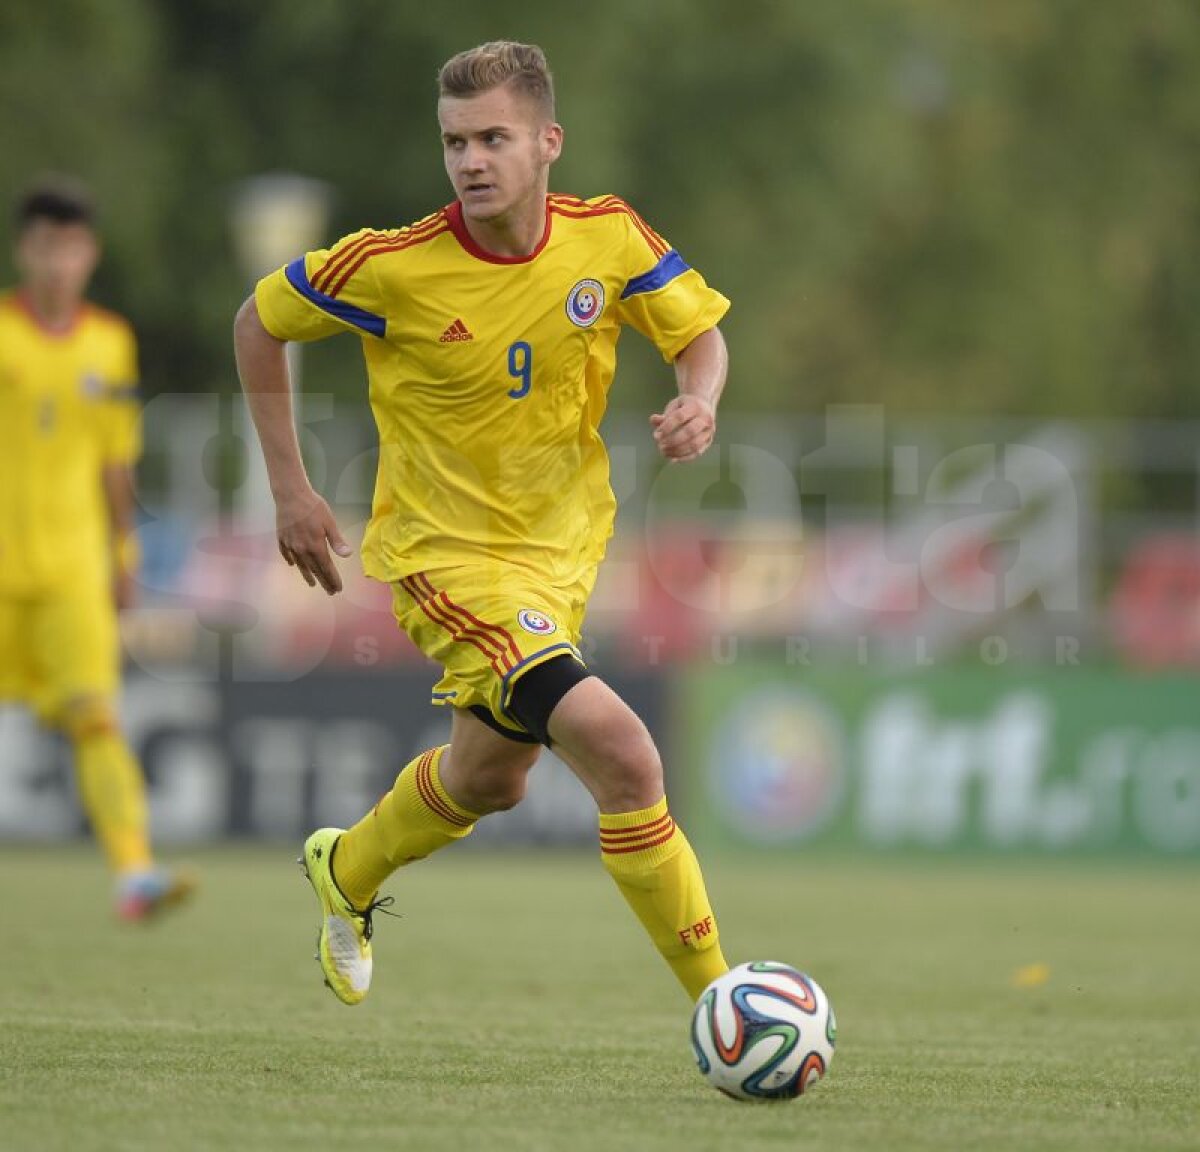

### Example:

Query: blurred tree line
xmin=1 ymin=0 xmax=1198 ymax=418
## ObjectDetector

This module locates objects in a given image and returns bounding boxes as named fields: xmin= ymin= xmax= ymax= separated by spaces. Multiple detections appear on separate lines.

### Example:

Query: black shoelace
xmin=355 ymin=894 xmax=399 ymax=942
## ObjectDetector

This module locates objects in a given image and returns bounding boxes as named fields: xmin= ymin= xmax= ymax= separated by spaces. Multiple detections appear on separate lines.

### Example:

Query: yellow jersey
xmin=0 ymin=293 xmax=140 ymax=596
xmin=255 ymin=194 xmax=729 ymax=589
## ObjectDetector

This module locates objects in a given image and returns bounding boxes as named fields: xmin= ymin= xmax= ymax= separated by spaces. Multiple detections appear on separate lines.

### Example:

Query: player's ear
xmin=541 ymin=122 xmax=563 ymax=165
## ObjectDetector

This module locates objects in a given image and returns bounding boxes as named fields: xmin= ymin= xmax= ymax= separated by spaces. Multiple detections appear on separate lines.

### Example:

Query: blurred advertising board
xmin=677 ymin=664 xmax=1200 ymax=855
xmin=0 ymin=667 xmax=663 ymax=845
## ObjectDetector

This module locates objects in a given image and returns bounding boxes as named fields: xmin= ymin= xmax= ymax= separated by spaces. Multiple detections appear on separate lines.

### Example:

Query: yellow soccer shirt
xmin=0 ymin=293 xmax=141 ymax=595
xmin=255 ymin=194 xmax=730 ymax=589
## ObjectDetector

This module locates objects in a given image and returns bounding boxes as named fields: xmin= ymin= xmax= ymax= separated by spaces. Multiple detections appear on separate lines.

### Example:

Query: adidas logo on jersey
xmin=439 ymin=318 xmax=473 ymax=343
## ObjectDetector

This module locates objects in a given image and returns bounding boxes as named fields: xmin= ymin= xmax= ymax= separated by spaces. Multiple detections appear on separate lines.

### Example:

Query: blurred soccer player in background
xmin=0 ymin=179 xmax=194 ymax=920
xmin=235 ymin=41 xmax=730 ymax=1007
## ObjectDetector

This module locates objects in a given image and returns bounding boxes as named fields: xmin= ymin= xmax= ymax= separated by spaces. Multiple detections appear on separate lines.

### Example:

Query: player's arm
xmin=613 ymin=204 xmax=730 ymax=462
xmin=651 ymin=325 xmax=728 ymax=463
xmin=101 ymin=461 xmax=139 ymax=609
xmin=233 ymin=295 xmax=351 ymax=595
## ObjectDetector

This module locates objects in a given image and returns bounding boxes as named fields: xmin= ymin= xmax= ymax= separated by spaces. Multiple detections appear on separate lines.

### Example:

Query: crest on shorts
xmin=517 ymin=609 xmax=557 ymax=636
xmin=565 ymin=279 xmax=605 ymax=328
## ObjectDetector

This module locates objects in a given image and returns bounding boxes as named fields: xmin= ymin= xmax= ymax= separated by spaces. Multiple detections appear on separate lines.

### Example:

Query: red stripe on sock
xmin=415 ymin=750 xmax=473 ymax=828
xmin=600 ymin=822 xmax=678 ymax=855
xmin=414 ymin=749 xmax=453 ymax=823
xmin=598 ymin=812 xmax=673 ymax=842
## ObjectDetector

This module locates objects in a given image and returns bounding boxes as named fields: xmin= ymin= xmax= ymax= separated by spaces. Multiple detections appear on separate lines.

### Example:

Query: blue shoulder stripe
xmin=620 ymin=249 xmax=689 ymax=299
xmin=284 ymin=259 xmax=387 ymax=337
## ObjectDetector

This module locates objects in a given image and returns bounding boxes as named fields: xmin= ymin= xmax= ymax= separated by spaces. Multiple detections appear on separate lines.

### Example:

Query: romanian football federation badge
xmin=517 ymin=609 xmax=557 ymax=636
xmin=565 ymin=279 xmax=605 ymax=328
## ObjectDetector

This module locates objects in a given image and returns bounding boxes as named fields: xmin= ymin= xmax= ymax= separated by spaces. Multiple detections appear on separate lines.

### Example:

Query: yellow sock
xmin=333 ymin=745 xmax=479 ymax=908
xmin=72 ymin=728 xmax=153 ymax=875
xmin=599 ymin=798 xmax=729 ymax=1000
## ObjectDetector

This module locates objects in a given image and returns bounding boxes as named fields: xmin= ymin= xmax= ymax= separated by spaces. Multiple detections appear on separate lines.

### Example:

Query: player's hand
xmin=650 ymin=395 xmax=716 ymax=462
xmin=275 ymin=487 xmax=353 ymax=595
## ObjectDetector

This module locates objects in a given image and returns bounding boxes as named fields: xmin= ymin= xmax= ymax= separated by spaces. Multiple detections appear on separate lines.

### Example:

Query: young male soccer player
xmin=234 ymin=41 xmax=731 ymax=1005
xmin=0 ymin=179 xmax=194 ymax=920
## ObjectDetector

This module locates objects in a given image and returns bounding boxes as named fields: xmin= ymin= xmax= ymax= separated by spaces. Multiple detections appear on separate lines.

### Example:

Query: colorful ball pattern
xmin=691 ymin=961 xmax=836 ymax=1101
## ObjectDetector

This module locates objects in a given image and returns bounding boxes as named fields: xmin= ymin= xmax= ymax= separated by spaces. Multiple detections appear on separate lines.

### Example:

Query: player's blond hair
xmin=438 ymin=41 xmax=555 ymax=119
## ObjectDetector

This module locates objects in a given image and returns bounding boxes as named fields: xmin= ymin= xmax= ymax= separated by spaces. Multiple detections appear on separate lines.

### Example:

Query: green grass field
xmin=1 ymin=845 xmax=1197 ymax=1151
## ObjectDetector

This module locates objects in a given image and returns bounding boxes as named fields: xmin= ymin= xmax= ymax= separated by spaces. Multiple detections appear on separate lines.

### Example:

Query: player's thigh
xmin=29 ymin=583 xmax=120 ymax=721
xmin=546 ymin=677 xmax=663 ymax=811
xmin=442 ymin=706 xmax=542 ymax=811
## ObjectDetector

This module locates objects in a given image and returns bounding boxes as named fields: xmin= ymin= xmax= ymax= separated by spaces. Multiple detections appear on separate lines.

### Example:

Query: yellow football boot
xmin=299 ymin=828 xmax=393 ymax=1006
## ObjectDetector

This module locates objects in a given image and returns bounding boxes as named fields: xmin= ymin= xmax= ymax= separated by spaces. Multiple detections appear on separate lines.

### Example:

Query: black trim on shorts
xmin=468 ymin=705 xmax=540 ymax=744
xmin=507 ymin=653 xmax=593 ymax=747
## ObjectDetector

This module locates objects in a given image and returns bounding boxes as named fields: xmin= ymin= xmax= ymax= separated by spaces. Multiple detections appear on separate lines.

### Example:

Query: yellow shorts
xmin=393 ymin=566 xmax=591 ymax=737
xmin=0 ymin=582 xmax=120 ymax=724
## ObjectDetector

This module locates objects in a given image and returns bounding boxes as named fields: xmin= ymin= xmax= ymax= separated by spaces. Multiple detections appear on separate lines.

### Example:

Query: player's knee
xmin=57 ymin=696 xmax=118 ymax=743
xmin=467 ymin=763 xmax=531 ymax=814
xmin=481 ymin=777 xmax=528 ymax=813
xmin=604 ymin=703 xmax=661 ymax=773
xmin=549 ymin=681 xmax=665 ymax=804
xmin=585 ymin=715 xmax=664 ymax=802
xmin=612 ymin=729 xmax=664 ymax=796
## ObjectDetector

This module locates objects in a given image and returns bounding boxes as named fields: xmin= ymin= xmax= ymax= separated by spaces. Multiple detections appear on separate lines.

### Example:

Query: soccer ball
xmin=690 ymin=961 xmax=836 ymax=1101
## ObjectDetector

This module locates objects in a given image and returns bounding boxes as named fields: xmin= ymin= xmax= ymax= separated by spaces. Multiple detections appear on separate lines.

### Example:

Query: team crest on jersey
xmin=79 ymin=372 xmax=104 ymax=398
xmin=565 ymin=279 xmax=605 ymax=328
xmin=517 ymin=609 xmax=557 ymax=636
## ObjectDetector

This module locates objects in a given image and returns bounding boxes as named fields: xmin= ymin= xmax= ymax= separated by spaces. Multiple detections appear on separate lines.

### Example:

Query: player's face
xmin=439 ymin=83 xmax=562 ymax=225
xmin=15 ymin=220 xmax=99 ymax=309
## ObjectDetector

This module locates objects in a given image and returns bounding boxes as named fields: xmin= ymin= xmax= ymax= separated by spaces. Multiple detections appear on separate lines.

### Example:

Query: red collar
xmin=445 ymin=199 xmax=553 ymax=265
xmin=15 ymin=290 xmax=86 ymax=338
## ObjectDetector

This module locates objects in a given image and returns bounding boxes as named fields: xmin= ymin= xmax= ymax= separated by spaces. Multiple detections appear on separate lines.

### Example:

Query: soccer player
xmin=234 ymin=41 xmax=730 ymax=1005
xmin=0 ymin=179 xmax=194 ymax=920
